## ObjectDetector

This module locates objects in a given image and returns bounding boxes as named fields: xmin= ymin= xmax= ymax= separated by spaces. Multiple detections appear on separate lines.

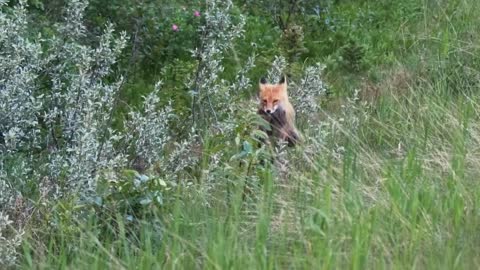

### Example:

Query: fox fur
xmin=257 ymin=75 xmax=299 ymax=147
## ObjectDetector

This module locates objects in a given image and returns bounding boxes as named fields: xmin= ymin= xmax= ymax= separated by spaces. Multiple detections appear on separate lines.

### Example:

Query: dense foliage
xmin=2 ymin=0 xmax=480 ymax=268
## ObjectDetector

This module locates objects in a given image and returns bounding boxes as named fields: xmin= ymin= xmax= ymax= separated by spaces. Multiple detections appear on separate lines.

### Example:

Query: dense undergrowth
xmin=2 ymin=0 xmax=480 ymax=269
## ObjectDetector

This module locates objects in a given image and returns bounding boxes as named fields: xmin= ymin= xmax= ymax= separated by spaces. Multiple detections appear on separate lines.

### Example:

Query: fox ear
xmin=278 ymin=75 xmax=288 ymax=93
xmin=259 ymin=77 xmax=267 ymax=92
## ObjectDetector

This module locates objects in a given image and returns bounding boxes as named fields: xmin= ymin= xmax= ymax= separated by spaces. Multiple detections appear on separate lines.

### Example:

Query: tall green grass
xmin=21 ymin=88 xmax=480 ymax=269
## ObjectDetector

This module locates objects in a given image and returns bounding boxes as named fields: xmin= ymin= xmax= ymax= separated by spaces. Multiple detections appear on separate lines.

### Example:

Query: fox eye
xmin=273 ymin=99 xmax=279 ymax=104
xmin=263 ymin=99 xmax=267 ymax=104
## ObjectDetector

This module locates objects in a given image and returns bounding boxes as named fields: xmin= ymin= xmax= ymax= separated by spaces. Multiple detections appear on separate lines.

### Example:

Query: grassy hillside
xmin=2 ymin=0 xmax=480 ymax=269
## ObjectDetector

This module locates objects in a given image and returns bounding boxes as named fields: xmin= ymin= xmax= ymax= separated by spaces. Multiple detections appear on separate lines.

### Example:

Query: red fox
xmin=257 ymin=75 xmax=299 ymax=147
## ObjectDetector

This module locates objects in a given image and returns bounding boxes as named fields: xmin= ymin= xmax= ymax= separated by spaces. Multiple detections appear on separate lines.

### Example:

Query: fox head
xmin=258 ymin=75 xmax=288 ymax=114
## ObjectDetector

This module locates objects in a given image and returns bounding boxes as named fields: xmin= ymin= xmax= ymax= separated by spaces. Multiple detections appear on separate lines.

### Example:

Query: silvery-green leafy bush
xmin=124 ymin=81 xmax=173 ymax=168
xmin=188 ymin=0 xmax=246 ymax=129
xmin=0 ymin=0 xmax=40 ymax=265
xmin=0 ymin=0 xmax=129 ymax=263
xmin=1 ymin=0 xmax=128 ymax=196
xmin=0 ymin=212 xmax=23 ymax=268
xmin=0 ymin=176 xmax=21 ymax=267
xmin=0 ymin=0 xmax=43 ymax=153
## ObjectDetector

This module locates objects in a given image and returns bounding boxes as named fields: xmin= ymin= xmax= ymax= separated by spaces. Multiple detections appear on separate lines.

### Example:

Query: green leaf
xmin=139 ymin=197 xmax=152 ymax=205
xmin=93 ymin=197 xmax=103 ymax=206
xmin=138 ymin=174 xmax=150 ymax=183
xmin=158 ymin=179 xmax=167 ymax=187
xmin=251 ymin=129 xmax=269 ymax=141
xmin=242 ymin=141 xmax=253 ymax=154
xmin=156 ymin=195 xmax=163 ymax=205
